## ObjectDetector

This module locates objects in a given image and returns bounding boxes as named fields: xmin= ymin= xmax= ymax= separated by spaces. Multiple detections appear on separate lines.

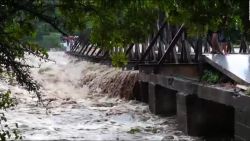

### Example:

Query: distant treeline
xmin=29 ymin=22 xmax=63 ymax=49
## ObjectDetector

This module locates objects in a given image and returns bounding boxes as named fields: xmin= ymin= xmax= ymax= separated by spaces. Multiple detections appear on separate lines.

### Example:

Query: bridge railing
xmin=66 ymin=21 xmax=250 ymax=67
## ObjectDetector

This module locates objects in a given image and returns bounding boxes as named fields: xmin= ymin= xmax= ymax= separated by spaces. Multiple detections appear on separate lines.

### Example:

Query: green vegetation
xmin=32 ymin=22 xmax=63 ymax=49
xmin=39 ymin=32 xmax=62 ymax=49
xmin=59 ymin=0 xmax=249 ymax=46
xmin=111 ymin=52 xmax=128 ymax=67
xmin=58 ymin=0 xmax=249 ymax=63
xmin=0 ymin=91 xmax=22 ymax=140
xmin=201 ymin=70 xmax=220 ymax=84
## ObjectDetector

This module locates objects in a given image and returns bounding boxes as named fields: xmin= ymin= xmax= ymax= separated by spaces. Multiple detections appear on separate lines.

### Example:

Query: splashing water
xmin=3 ymin=51 xmax=198 ymax=140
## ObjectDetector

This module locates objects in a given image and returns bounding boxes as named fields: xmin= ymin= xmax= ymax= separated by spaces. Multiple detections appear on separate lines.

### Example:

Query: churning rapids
xmin=2 ymin=52 xmax=197 ymax=140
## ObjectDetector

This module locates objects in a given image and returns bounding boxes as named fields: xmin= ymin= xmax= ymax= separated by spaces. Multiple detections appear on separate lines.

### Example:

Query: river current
xmin=3 ymin=52 xmax=197 ymax=140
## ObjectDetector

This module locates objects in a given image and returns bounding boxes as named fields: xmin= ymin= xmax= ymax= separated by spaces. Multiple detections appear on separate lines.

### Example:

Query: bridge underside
xmin=137 ymin=67 xmax=250 ymax=140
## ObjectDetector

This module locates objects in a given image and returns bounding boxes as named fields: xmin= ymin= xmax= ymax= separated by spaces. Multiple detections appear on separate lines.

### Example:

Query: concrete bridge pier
xmin=134 ymin=81 xmax=149 ymax=103
xmin=138 ymin=81 xmax=149 ymax=103
xmin=234 ymin=106 xmax=250 ymax=140
xmin=148 ymin=83 xmax=177 ymax=116
xmin=177 ymin=92 xmax=234 ymax=139
xmin=137 ymin=78 xmax=236 ymax=139
xmin=130 ymin=71 xmax=250 ymax=141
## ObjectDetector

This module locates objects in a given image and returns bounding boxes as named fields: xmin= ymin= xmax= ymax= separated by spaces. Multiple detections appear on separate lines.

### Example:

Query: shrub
xmin=111 ymin=52 xmax=128 ymax=67
xmin=201 ymin=69 xmax=220 ymax=84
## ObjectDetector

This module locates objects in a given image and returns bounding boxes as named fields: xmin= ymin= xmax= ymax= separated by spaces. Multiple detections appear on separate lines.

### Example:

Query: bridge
xmin=66 ymin=21 xmax=250 ymax=140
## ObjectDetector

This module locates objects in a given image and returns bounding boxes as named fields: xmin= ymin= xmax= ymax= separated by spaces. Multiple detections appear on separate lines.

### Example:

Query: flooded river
xmin=3 ymin=52 xmax=197 ymax=140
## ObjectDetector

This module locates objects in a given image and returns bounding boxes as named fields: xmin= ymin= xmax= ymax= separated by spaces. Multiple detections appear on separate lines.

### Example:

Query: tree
xmin=59 ymin=0 xmax=248 ymax=42
xmin=30 ymin=22 xmax=63 ymax=49
xmin=0 ymin=0 xmax=249 ymax=139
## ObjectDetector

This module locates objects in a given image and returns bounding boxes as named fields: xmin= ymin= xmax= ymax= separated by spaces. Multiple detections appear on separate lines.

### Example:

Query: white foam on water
xmin=3 ymin=51 xmax=198 ymax=140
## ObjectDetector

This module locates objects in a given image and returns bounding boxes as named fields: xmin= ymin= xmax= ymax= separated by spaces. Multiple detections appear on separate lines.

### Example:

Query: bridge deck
xmin=203 ymin=54 xmax=250 ymax=85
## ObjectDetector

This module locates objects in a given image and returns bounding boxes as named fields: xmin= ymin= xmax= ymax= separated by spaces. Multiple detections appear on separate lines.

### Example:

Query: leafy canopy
xmin=59 ymin=0 xmax=249 ymax=46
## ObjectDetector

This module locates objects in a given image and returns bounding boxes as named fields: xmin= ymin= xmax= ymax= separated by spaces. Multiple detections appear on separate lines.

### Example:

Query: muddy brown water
xmin=3 ymin=52 xmax=197 ymax=140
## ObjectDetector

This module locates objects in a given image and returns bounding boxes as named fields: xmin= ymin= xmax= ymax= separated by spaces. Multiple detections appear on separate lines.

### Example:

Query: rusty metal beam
xmin=239 ymin=38 xmax=249 ymax=53
xmin=85 ymin=44 xmax=93 ymax=55
xmin=89 ymin=46 xmax=98 ymax=56
xmin=71 ymin=40 xmax=80 ymax=52
xmin=70 ymin=38 xmax=79 ymax=51
xmin=80 ymin=43 xmax=90 ymax=55
xmin=125 ymin=44 xmax=134 ymax=55
xmin=95 ymin=48 xmax=103 ymax=57
xmin=139 ymin=22 xmax=167 ymax=62
xmin=77 ymin=42 xmax=87 ymax=54
xmin=157 ymin=24 xmax=185 ymax=65
xmin=194 ymin=38 xmax=202 ymax=62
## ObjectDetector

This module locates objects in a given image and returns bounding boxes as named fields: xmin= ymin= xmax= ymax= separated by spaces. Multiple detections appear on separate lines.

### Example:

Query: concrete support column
xmin=234 ymin=107 xmax=250 ymax=141
xmin=135 ymin=81 xmax=149 ymax=103
xmin=148 ymin=83 xmax=177 ymax=116
xmin=176 ymin=92 xmax=192 ymax=134
xmin=177 ymin=92 xmax=234 ymax=139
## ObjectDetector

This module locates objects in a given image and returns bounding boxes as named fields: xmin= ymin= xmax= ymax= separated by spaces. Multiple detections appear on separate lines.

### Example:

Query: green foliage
xmin=0 ymin=1 xmax=49 ymax=95
xmin=0 ymin=91 xmax=22 ymax=141
xmin=58 ymin=0 xmax=249 ymax=45
xmin=39 ymin=32 xmax=62 ymax=49
xmin=201 ymin=70 xmax=220 ymax=84
xmin=0 ymin=91 xmax=14 ymax=110
xmin=25 ymin=21 xmax=63 ymax=49
xmin=111 ymin=52 xmax=128 ymax=68
xmin=31 ymin=22 xmax=64 ymax=49
xmin=1 ymin=0 xmax=247 ymax=67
